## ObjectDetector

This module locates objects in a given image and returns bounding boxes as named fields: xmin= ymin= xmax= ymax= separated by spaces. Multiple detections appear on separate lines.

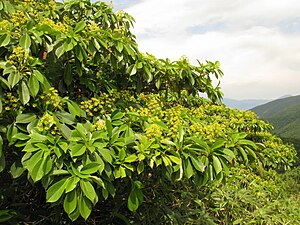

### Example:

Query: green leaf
xmin=80 ymin=179 xmax=96 ymax=203
xmin=99 ymin=148 xmax=113 ymax=163
xmin=31 ymin=158 xmax=44 ymax=182
xmin=137 ymin=162 xmax=144 ymax=174
xmin=127 ymin=64 xmax=137 ymax=76
xmin=33 ymin=70 xmax=44 ymax=83
xmin=239 ymin=139 xmax=257 ymax=149
xmin=56 ymin=111 xmax=74 ymax=125
xmin=111 ymin=111 xmax=124 ymax=120
xmin=78 ymin=196 xmax=92 ymax=220
xmin=212 ymin=155 xmax=222 ymax=174
xmin=28 ymin=75 xmax=39 ymax=97
xmin=7 ymin=71 xmax=20 ymax=88
xmin=105 ymin=119 xmax=113 ymax=138
xmin=155 ymin=77 xmax=161 ymax=89
xmin=74 ymin=21 xmax=86 ymax=33
xmin=64 ymin=63 xmax=72 ymax=86
xmin=55 ymin=45 xmax=65 ymax=58
xmin=65 ymin=177 xmax=80 ymax=193
xmin=184 ymin=158 xmax=193 ymax=179
xmin=6 ymin=124 xmax=18 ymax=143
xmin=46 ymin=178 xmax=68 ymax=203
xmin=0 ymin=99 xmax=2 ymax=113
xmin=221 ymin=148 xmax=235 ymax=161
xmin=64 ymin=190 xmax=77 ymax=215
xmin=178 ymin=126 xmax=184 ymax=143
xmin=58 ymin=123 xmax=71 ymax=139
xmin=70 ymin=143 xmax=86 ymax=157
xmin=127 ymin=190 xmax=139 ymax=212
xmin=169 ymin=155 xmax=181 ymax=165
xmin=3 ymin=1 xmax=15 ymax=14
xmin=238 ymin=147 xmax=248 ymax=163
xmin=24 ymin=150 xmax=43 ymax=173
xmin=20 ymin=33 xmax=31 ymax=49
xmin=190 ymin=137 xmax=209 ymax=151
xmin=127 ymin=181 xmax=143 ymax=212
xmin=154 ymin=120 xmax=168 ymax=130
xmin=16 ymin=113 xmax=36 ymax=124
xmin=67 ymin=102 xmax=77 ymax=117
xmin=190 ymin=155 xmax=206 ymax=172
xmin=115 ymin=41 xmax=123 ymax=53
xmin=13 ymin=133 xmax=30 ymax=141
xmin=124 ymin=154 xmax=137 ymax=163
xmin=20 ymin=81 xmax=30 ymax=105
xmin=245 ymin=146 xmax=257 ymax=160
xmin=63 ymin=38 xmax=74 ymax=52
xmin=30 ymin=132 xmax=47 ymax=142
xmin=68 ymin=207 xmax=80 ymax=222
xmin=211 ymin=139 xmax=226 ymax=151
xmin=0 ymin=34 xmax=11 ymax=47
xmin=81 ymin=162 xmax=101 ymax=175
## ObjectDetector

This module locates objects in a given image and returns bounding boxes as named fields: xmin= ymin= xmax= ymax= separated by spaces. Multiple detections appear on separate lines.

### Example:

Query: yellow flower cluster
xmin=92 ymin=119 xmax=106 ymax=131
xmin=10 ymin=10 xmax=27 ymax=28
xmin=113 ymin=26 xmax=126 ymax=35
xmin=17 ymin=0 xmax=56 ymax=18
xmin=178 ymin=55 xmax=190 ymax=63
xmin=145 ymin=123 xmax=162 ymax=140
xmin=81 ymin=91 xmax=136 ymax=117
xmin=39 ymin=87 xmax=63 ymax=109
xmin=162 ymin=105 xmax=185 ymax=139
xmin=1 ymin=92 xmax=24 ymax=113
xmin=37 ymin=112 xmax=59 ymax=135
xmin=0 ymin=20 xmax=10 ymax=30
xmin=7 ymin=46 xmax=29 ymax=66
xmin=39 ymin=18 xmax=67 ymax=33
xmin=81 ymin=95 xmax=114 ymax=117
xmin=86 ymin=22 xmax=99 ymax=32
xmin=130 ymin=94 xmax=162 ymax=119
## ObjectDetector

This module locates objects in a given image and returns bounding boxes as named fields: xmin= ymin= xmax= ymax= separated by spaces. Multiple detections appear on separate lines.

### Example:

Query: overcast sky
xmin=107 ymin=0 xmax=300 ymax=100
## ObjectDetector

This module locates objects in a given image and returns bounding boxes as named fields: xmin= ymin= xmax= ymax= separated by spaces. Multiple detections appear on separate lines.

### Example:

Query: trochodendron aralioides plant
xmin=0 ymin=0 xmax=298 ymax=224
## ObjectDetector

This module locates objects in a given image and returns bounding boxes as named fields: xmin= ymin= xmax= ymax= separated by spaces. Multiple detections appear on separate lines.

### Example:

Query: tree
xmin=0 ymin=0 xmax=297 ymax=223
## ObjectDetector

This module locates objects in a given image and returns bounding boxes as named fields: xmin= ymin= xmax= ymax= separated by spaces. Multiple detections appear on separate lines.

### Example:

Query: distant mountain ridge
xmin=251 ymin=95 xmax=300 ymax=154
xmin=222 ymin=98 xmax=271 ymax=110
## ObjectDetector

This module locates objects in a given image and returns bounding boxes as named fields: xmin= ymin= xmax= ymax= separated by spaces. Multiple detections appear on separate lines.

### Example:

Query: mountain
xmin=223 ymin=98 xmax=271 ymax=110
xmin=251 ymin=95 xmax=300 ymax=155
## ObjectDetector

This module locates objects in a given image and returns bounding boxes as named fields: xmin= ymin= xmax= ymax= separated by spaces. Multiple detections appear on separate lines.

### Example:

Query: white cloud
xmin=123 ymin=0 xmax=300 ymax=99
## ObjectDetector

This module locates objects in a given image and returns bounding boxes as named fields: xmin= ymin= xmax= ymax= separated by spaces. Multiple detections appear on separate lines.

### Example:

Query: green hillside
xmin=251 ymin=95 xmax=300 ymax=153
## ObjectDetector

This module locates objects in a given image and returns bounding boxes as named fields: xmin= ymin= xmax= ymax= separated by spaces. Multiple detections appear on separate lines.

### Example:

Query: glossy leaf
xmin=28 ymin=75 xmax=39 ymax=97
xmin=46 ymin=178 xmax=68 ymax=203
xmin=70 ymin=144 xmax=86 ymax=157
xmin=78 ymin=196 xmax=92 ymax=220
xmin=20 ymin=33 xmax=31 ymax=49
xmin=16 ymin=113 xmax=36 ymax=124
xmin=80 ymin=179 xmax=96 ymax=203
xmin=20 ymin=81 xmax=30 ymax=105
xmin=74 ymin=21 xmax=86 ymax=33
xmin=64 ymin=189 xmax=77 ymax=215
xmin=80 ymin=162 xmax=101 ymax=175
xmin=0 ymin=34 xmax=10 ymax=47
xmin=212 ymin=155 xmax=222 ymax=175
xmin=65 ymin=177 xmax=80 ymax=193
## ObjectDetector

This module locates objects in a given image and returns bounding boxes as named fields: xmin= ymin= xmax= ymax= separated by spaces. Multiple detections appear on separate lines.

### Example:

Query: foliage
xmin=0 ymin=0 xmax=298 ymax=224
xmin=251 ymin=95 xmax=300 ymax=164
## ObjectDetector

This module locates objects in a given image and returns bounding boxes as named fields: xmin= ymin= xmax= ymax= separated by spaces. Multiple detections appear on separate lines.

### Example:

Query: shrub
xmin=0 ymin=0 xmax=297 ymax=223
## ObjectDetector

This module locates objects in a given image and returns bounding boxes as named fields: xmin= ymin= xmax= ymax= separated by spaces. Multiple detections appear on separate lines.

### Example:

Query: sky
xmin=106 ymin=0 xmax=300 ymax=100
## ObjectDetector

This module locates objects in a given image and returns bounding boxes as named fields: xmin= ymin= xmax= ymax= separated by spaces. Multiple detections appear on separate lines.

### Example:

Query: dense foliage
xmin=251 ymin=95 xmax=300 ymax=164
xmin=0 ymin=0 xmax=298 ymax=224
